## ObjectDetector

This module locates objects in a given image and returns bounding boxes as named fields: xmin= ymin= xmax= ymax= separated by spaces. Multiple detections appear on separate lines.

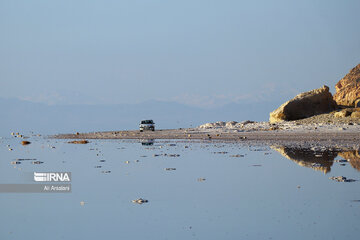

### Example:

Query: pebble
xmin=329 ymin=176 xmax=356 ymax=182
xmin=21 ymin=141 xmax=31 ymax=145
xmin=154 ymin=153 xmax=180 ymax=157
xmin=165 ymin=168 xmax=176 ymax=171
xmin=32 ymin=161 xmax=44 ymax=164
xmin=334 ymin=159 xmax=348 ymax=163
xmin=213 ymin=151 xmax=228 ymax=154
xmin=132 ymin=198 xmax=148 ymax=204
xmin=168 ymin=154 xmax=180 ymax=157
xmin=311 ymin=163 xmax=323 ymax=167
xmin=68 ymin=140 xmax=89 ymax=144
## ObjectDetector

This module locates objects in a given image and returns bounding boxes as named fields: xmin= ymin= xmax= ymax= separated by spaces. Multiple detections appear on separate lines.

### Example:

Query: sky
xmin=1 ymin=0 xmax=359 ymax=108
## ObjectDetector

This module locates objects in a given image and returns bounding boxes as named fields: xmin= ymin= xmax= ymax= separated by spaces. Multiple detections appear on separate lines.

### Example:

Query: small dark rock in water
xmin=335 ymin=159 xmax=348 ymax=163
xmin=329 ymin=176 xmax=356 ymax=182
xmin=32 ymin=161 xmax=44 ymax=164
xmin=168 ymin=154 xmax=180 ymax=157
xmin=230 ymin=154 xmax=244 ymax=157
xmin=311 ymin=163 xmax=323 ymax=167
xmin=21 ymin=141 xmax=31 ymax=145
xmin=154 ymin=153 xmax=180 ymax=157
xmin=68 ymin=140 xmax=89 ymax=144
xmin=132 ymin=198 xmax=148 ymax=204
xmin=101 ymin=170 xmax=111 ymax=174
xmin=213 ymin=151 xmax=228 ymax=154
xmin=165 ymin=168 xmax=176 ymax=171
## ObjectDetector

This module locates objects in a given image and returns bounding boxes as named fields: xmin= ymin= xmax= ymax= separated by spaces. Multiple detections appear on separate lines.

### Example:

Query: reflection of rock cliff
xmin=272 ymin=146 xmax=337 ymax=173
xmin=338 ymin=151 xmax=360 ymax=171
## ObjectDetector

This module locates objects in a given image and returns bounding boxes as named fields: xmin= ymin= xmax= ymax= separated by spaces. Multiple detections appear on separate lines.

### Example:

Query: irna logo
xmin=34 ymin=172 xmax=71 ymax=182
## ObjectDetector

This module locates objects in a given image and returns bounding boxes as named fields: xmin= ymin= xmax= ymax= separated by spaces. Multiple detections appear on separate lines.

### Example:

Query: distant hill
xmin=0 ymin=98 xmax=282 ymax=136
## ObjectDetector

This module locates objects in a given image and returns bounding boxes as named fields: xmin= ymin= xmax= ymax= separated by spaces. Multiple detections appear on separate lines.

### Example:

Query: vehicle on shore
xmin=139 ymin=120 xmax=155 ymax=132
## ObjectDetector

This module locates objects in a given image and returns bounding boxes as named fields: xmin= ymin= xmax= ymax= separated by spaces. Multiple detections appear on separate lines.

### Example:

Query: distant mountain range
xmin=0 ymin=98 xmax=282 ymax=136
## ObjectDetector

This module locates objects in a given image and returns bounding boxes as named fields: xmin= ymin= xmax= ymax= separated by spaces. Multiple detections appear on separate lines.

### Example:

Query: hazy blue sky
xmin=1 ymin=0 xmax=359 ymax=107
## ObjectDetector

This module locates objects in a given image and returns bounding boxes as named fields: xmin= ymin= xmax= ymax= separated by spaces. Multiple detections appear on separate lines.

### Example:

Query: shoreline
xmin=51 ymin=126 xmax=360 ymax=148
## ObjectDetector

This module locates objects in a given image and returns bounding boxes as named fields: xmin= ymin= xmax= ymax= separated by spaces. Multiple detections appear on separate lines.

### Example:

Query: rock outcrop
xmin=269 ymin=85 xmax=337 ymax=123
xmin=333 ymin=64 xmax=360 ymax=106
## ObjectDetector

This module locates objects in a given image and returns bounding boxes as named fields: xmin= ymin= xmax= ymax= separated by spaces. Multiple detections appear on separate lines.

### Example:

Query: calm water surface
xmin=0 ymin=135 xmax=359 ymax=240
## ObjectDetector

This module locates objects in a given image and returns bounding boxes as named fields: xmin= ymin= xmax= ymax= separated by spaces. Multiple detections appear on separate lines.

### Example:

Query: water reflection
xmin=140 ymin=139 xmax=154 ymax=146
xmin=339 ymin=150 xmax=360 ymax=171
xmin=272 ymin=146 xmax=360 ymax=173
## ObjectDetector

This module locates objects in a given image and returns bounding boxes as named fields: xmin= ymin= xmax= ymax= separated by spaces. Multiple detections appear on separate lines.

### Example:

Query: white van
xmin=139 ymin=120 xmax=155 ymax=132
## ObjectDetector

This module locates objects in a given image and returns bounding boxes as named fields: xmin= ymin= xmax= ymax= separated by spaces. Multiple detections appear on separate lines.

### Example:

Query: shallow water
xmin=0 ymin=136 xmax=359 ymax=240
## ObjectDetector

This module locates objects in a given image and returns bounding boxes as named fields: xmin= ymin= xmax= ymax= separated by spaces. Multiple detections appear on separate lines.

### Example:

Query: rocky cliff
xmin=333 ymin=64 xmax=360 ymax=106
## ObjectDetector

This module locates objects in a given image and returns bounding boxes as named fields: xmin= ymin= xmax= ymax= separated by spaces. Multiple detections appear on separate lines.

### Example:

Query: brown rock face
xmin=333 ymin=64 xmax=360 ymax=106
xmin=269 ymin=85 xmax=337 ymax=123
